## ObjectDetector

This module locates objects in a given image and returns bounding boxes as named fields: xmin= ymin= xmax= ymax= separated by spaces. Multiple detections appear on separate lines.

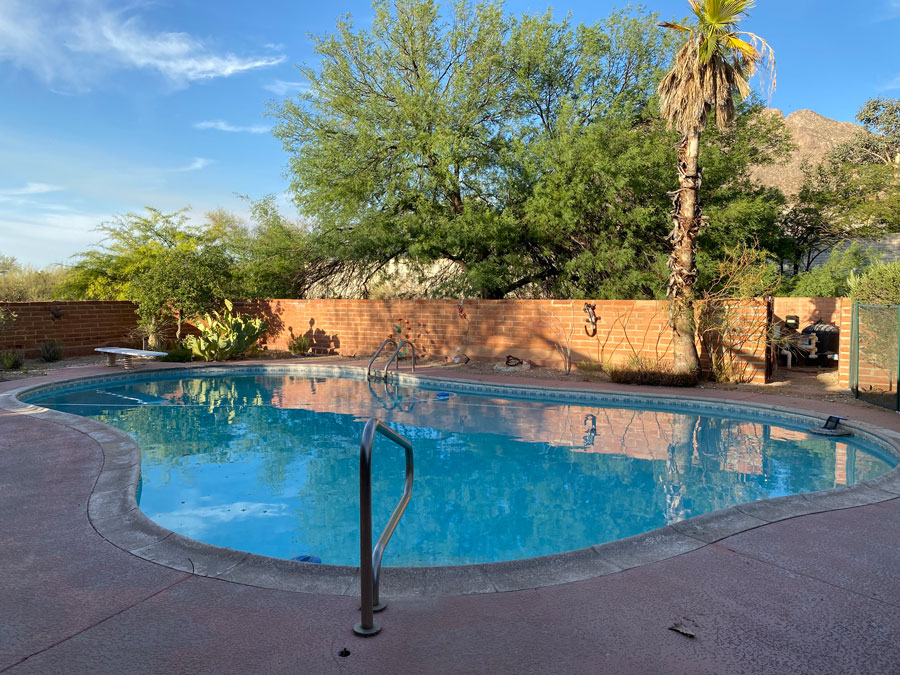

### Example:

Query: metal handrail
xmin=381 ymin=340 xmax=416 ymax=380
xmin=367 ymin=338 xmax=397 ymax=380
xmin=353 ymin=418 xmax=414 ymax=637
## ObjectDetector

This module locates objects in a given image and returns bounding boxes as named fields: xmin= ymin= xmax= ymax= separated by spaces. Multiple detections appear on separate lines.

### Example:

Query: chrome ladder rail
xmin=367 ymin=338 xmax=398 ymax=380
xmin=381 ymin=340 xmax=416 ymax=381
xmin=353 ymin=418 xmax=414 ymax=637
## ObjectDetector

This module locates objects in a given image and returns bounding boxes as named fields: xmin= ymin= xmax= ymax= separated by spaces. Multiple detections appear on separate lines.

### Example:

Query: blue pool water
xmin=26 ymin=372 xmax=896 ymax=566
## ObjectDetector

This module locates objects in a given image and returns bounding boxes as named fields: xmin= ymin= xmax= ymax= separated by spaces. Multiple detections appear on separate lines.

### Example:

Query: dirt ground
xmin=0 ymin=354 xmax=110 ymax=382
xmin=0 ymin=353 xmax=879 ymax=411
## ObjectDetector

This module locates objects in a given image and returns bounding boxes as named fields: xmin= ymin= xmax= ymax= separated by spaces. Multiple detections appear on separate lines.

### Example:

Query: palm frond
xmin=657 ymin=0 xmax=774 ymax=133
xmin=659 ymin=21 xmax=693 ymax=33
xmin=740 ymin=30 xmax=776 ymax=97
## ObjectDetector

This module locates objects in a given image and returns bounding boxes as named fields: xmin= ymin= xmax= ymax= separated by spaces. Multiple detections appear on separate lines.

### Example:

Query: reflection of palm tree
xmin=664 ymin=414 xmax=698 ymax=522
xmin=582 ymin=414 xmax=596 ymax=448
xmin=80 ymin=375 xmax=891 ymax=563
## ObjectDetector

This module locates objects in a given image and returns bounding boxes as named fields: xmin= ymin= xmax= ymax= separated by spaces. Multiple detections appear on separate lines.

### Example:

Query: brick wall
xmin=773 ymin=297 xmax=840 ymax=326
xmin=0 ymin=297 xmax=773 ymax=381
xmin=838 ymin=299 xmax=852 ymax=389
xmin=0 ymin=301 xmax=140 ymax=358
xmin=237 ymin=298 xmax=771 ymax=383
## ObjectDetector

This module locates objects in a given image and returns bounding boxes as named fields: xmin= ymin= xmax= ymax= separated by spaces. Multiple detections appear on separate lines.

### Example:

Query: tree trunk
xmin=667 ymin=127 xmax=702 ymax=375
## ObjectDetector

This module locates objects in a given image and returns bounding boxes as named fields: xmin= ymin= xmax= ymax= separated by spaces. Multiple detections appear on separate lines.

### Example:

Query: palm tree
xmin=658 ymin=0 xmax=774 ymax=375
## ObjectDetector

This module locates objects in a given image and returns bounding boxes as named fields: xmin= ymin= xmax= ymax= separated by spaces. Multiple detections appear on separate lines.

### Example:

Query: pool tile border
xmin=4 ymin=362 xmax=900 ymax=598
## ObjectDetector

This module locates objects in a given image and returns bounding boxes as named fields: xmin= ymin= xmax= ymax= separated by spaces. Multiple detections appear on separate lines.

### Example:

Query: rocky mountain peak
xmin=751 ymin=108 xmax=865 ymax=197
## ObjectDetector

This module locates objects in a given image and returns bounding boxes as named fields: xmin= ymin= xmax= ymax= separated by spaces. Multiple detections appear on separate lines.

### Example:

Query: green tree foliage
xmin=218 ymin=197 xmax=323 ymax=299
xmin=780 ymin=243 xmax=873 ymax=298
xmin=851 ymin=260 xmax=900 ymax=305
xmin=62 ymin=208 xmax=232 ymax=344
xmin=270 ymin=0 xmax=788 ymax=300
xmin=833 ymin=98 xmax=900 ymax=168
xmin=781 ymin=97 xmax=900 ymax=274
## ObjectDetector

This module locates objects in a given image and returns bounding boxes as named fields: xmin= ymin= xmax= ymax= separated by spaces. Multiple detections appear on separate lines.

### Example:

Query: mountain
xmin=751 ymin=109 xmax=864 ymax=197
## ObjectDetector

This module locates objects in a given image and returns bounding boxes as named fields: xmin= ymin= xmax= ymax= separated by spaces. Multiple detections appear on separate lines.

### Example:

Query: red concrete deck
xmin=2 ymin=361 xmax=899 ymax=674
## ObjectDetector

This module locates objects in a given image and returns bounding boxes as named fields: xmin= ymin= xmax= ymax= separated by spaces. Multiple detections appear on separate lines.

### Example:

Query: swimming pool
xmin=23 ymin=367 xmax=897 ymax=567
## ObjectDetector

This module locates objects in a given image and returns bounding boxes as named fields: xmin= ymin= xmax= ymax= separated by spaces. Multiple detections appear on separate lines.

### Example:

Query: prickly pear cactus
xmin=184 ymin=301 xmax=268 ymax=361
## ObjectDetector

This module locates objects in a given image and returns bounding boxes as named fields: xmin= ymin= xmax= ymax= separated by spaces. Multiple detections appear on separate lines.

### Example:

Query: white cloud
xmin=0 ymin=182 xmax=63 ymax=196
xmin=146 ymin=501 xmax=287 ymax=538
xmin=0 ymin=206 xmax=115 ymax=264
xmin=0 ymin=0 xmax=284 ymax=92
xmin=172 ymin=157 xmax=212 ymax=172
xmin=194 ymin=120 xmax=270 ymax=134
xmin=263 ymin=79 xmax=309 ymax=97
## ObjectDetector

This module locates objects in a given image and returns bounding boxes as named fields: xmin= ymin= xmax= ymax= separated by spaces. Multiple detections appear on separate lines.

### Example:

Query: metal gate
xmin=851 ymin=302 xmax=900 ymax=411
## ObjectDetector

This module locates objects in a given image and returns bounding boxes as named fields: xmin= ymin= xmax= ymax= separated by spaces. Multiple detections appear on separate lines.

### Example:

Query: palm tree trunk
xmin=667 ymin=127 xmax=702 ymax=375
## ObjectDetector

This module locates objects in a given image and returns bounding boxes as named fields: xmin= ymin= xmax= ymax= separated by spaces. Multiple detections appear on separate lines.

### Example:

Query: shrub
xmin=786 ymin=243 xmax=873 ymax=298
xmin=0 ymin=305 xmax=15 ymax=330
xmin=157 ymin=342 xmax=193 ymax=362
xmin=288 ymin=334 xmax=311 ymax=356
xmin=604 ymin=356 xmax=698 ymax=387
xmin=850 ymin=260 xmax=900 ymax=305
xmin=575 ymin=361 xmax=603 ymax=375
xmin=39 ymin=340 xmax=63 ymax=362
xmin=184 ymin=300 xmax=268 ymax=362
xmin=0 ymin=350 xmax=24 ymax=370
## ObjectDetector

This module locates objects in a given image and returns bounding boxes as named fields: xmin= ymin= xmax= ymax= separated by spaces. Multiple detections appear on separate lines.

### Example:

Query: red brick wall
xmin=838 ymin=298 xmax=852 ymax=389
xmin=237 ymin=298 xmax=771 ymax=383
xmin=773 ymin=297 xmax=840 ymax=326
xmin=0 ymin=297 xmax=772 ymax=381
xmin=0 ymin=301 xmax=140 ymax=358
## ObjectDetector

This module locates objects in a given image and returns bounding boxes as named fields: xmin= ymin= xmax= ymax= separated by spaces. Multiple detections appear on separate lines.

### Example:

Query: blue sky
xmin=2 ymin=0 xmax=898 ymax=266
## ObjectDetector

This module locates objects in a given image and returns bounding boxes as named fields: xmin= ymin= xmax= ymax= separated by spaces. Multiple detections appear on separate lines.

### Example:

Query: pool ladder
xmin=367 ymin=339 xmax=416 ymax=381
xmin=354 ymin=418 xmax=414 ymax=637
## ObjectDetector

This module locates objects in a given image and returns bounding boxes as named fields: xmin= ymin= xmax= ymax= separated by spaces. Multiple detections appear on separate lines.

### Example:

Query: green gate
xmin=851 ymin=302 xmax=900 ymax=411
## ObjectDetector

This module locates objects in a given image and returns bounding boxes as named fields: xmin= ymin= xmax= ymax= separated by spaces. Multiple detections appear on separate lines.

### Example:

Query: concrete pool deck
xmin=2 ymin=360 xmax=900 ymax=674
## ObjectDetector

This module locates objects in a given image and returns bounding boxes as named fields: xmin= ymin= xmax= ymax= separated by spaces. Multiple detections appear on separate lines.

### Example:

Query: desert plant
xmin=157 ymin=341 xmax=194 ymax=362
xmin=605 ymin=355 xmax=698 ymax=387
xmin=184 ymin=300 xmax=268 ymax=362
xmin=537 ymin=305 xmax=578 ymax=375
xmin=0 ymin=350 xmax=24 ymax=370
xmin=0 ymin=305 xmax=15 ymax=330
xmin=39 ymin=340 xmax=63 ymax=362
xmin=288 ymin=334 xmax=311 ymax=356
xmin=696 ymin=246 xmax=778 ymax=383
xmin=575 ymin=361 xmax=604 ymax=375
xmin=850 ymin=260 xmax=900 ymax=306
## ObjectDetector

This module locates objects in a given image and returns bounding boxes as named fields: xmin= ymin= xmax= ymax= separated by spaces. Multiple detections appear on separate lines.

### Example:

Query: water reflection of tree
xmin=79 ymin=374 xmax=894 ymax=564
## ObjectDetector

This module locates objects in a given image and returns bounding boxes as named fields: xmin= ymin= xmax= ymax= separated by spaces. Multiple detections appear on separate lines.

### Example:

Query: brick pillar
xmin=837 ymin=298 xmax=853 ymax=390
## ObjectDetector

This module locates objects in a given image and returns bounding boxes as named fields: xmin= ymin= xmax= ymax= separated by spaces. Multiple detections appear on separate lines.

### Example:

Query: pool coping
xmin=3 ymin=361 xmax=900 ymax=599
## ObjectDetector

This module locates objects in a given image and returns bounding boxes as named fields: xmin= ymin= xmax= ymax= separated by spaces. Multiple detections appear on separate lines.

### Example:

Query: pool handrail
xmin=354 ymin=418 xmax=414 ymax=637
xmin=381 ymin=340 xmax=416 ymax=380
xmin=367 ymin=338 xmax=397 ymax=380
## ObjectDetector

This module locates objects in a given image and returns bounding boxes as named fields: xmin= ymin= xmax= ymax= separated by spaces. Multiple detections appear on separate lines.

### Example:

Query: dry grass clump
xmin=604 ymin=356 xmax=699 ymax=387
